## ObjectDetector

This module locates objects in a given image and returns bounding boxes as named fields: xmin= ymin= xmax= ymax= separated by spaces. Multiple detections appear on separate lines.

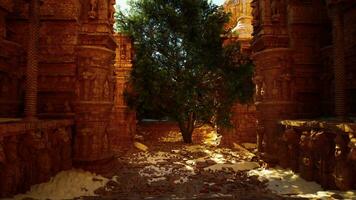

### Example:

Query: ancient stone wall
xmin=280 ymin=120 xmax=356 ymax=190
xmin=251 ymin=0 xmax=356 ymax=188
xmin=223 ymin=0 xmax=256 ymax=143
xmin=0 ymin=0 xmax=134 ymax=197
xmin=0 ymin=119 xmax=73 ymax=197
xmin=344 ymin=7 xmax=356 ymax=116
xmin=0 ymin=0 xmax=23 ymax=118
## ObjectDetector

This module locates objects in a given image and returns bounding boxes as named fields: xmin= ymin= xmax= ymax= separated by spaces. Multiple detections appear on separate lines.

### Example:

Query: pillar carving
xmin=72 ymin=0 xmax=117 ymax=174
xmin=251 ymin=0 xmax=288 ymax=51
xmin=73 ymin=46 xmax=116 ymax=173
xmin=24 ymin=0 xmax=43 ymax=121
xmin=252 ymin=48 xmax=296 ymax=157
xmin=334 ymin=134 xmax=354 ymax=190
xmin=328 ymin=4 xmax=347 ymax=120
xmin=108 ymin=34 xmax=136 ymax=155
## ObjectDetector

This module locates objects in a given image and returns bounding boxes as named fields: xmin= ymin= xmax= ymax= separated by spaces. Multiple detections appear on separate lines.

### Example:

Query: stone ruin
xmin=251 ymin=0 xmax=356 ymax=190
xmin=0 ymin=0 xmax=135 ymax=197
xmin=0 ymin=0 xmax=356 ymax=197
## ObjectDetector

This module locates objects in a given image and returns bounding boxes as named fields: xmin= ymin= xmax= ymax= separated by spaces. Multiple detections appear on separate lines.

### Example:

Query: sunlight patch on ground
xmin=9 ymin=169 xmax=114 ymax=200
xmin=158 ymin=131 xmax=182 ymax=143
xmin=248 ymin=167 xmax=356 ymax=199
xmin=204 ymin=161 xmax=259 ymax=172
xmin=129 ymin=142 xmax=260 ymax=186
xmin=129 ymin=151 xmax=176 ymax=165
xmin=157 ymin=125 xmax=222 ymax=146
xmin=128 ymin=151 xmax=195 ymax=185
xmin=201 ymin=129 xmax=221 ymax=146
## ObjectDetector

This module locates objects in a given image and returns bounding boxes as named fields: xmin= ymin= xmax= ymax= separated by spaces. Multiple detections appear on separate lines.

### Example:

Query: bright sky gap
xmin=116 ymin=0 xmax=226 ymax=10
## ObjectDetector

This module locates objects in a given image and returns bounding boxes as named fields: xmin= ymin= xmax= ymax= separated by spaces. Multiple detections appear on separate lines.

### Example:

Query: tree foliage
xmin=116 ymin=0 xmax=254 ymax=143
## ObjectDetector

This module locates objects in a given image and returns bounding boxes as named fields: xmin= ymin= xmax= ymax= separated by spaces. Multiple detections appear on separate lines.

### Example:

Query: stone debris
xmin=133 ymin=142 xmax=149 ymax=151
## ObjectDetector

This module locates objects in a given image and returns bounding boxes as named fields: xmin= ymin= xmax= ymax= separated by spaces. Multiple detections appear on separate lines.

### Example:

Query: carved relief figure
xmin=251 ymin=0 xmax=260 ymax=31
xmin=64 ymin=101 xmax=72 ymax=112
xmin=334 ymin=134 xmax=354 ymax=190
xmin=80 ymin=70 xmax=96 ymax=100
xmin=0 ymin=140 xmax=5 ymax=164
xmin=103 ymin=80 xmax=110 ymax=100
xmin=54 ymin=128 xmax=72 ymax=170
xmin=271 ymin=0 xmax=285 ymax=22
xmin=310 ymin=131 xmax=335 ymax=188
xmin=44 ymin=102 xmax=54 ymax=113
xmin=256 ymin=120 xmax=265 ymax=152
xmin=271 ymin=0 xmax=281 ymax=17
xmin=280 ymin=72 xmax=293 ymax=100
xmin=260 ymin=81 xmax=266 ymax=98
xmin=299 ymin=132 xmax=314 ymax=181
xmin=281 ymin=128 xmax=300 ymax=170
xmin=253 ymin=75 xmax=263 ymax=101
xmin=76 ymin=128 xmax=91 ymax=159
xmin=0 ymin=137 xmax=23 ymax=196
xmin=108 ymin=0 xmax=116 ymax=24
xmin=120 ymin=44 xmax=127 ymax=60
xmin=348 ymin=137 xmax=356 ymax=161
xmin=93 ymin=78 xmax=101 ymax=99
xmin=271 ymin=79 xmax=281 ymax=99
xmin=88 ymin=0 xmax=98 ymax=19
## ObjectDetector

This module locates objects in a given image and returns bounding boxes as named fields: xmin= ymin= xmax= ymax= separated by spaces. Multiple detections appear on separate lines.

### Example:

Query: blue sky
xmin=116 ymin=0 xmax=225 ymax=10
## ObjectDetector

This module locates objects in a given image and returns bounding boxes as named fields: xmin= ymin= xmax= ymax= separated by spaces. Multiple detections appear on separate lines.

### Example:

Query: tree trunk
xmin=178 ymin=112 xmax=195 ymax=144
xmin=182 ymin=130 xmax=193 ymax=143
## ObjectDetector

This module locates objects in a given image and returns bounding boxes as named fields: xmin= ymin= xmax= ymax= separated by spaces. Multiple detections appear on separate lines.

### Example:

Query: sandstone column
xmin=328 ymin=4 xmax=347 ymax=120
xmin=108 ymin=34 xmax=136 ymax=154
xmin=251 ymin=0 xmax=295 ymax=159
xmin=73 ymin=0 xmax=117 ymax=174
xmin=24 ymin=0 xmax=42 ymax=121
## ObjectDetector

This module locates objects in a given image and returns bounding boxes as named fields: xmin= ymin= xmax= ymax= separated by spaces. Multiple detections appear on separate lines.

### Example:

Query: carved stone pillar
xmin=252 ymin=48 xmax=296 ymax=158
xmin=328 ymin=4 xmax=347 ymax=120
xmin=73 ymin=46 xmax=116 ymax=174
xmin=108 ymin=34 xmax=136 ymax=154
xmin=24 ymin=0 xmax=42 ymax=121
xmin=73 ymin=0 xmax=117 ymax=174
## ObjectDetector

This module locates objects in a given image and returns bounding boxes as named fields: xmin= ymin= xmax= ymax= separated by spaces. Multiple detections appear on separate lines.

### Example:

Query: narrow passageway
xmin=7 ymin=126 xmax=356 ymax=200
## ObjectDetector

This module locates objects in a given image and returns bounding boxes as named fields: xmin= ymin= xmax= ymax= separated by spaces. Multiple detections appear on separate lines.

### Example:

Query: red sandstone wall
xmin=0 ymin=1 xmax=23 ymax=118
xmin=231 ymin=104 xmax=256 ymax=142
xmin=0 ymin=120 xmax=73 ymax=197
xmin=344 ymin=8 xmax=356 ymax=116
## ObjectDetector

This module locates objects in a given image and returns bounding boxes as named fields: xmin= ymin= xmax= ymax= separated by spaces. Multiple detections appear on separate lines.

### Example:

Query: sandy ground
xmin=7 ymin=126 xmax=355 ymax=200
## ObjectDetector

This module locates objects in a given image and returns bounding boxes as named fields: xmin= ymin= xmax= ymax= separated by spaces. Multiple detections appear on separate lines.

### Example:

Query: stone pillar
xmin=252 ymin=49 xmax=295 ymax=157
xmin=108 ymin=34 xmax=136 ymax=154
xmin=24 ymin=0 xmax=42 ymax=121
xmin=73 ymin=0 xmax=117 ymax=175
xmin=251 ymin=0 xmax=295 ymax=160
xmin=328 ymin=4 xmax=347 ymax=120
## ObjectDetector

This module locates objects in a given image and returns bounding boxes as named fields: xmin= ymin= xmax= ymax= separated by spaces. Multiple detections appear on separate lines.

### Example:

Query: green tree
xmin=117 ymin=0 xmax=254 ymax=143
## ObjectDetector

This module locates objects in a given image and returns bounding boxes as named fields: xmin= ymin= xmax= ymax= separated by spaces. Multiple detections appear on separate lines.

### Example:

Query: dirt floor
xmin=86 ymin=126 xmax=302 ymax=200
xmin=13 ymin=126 xmax=353 ymax=200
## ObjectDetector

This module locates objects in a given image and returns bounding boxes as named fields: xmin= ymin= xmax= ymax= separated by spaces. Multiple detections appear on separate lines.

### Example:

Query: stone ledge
xmin=0 ymin=119 xmax=74 ymax=138
xmin=280 ymin=119 xmax=356 ymax=135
